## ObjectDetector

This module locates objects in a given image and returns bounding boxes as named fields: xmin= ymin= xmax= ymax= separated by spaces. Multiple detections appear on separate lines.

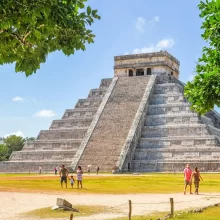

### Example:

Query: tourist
xmin=54 ymin=167 xmax=57 ymax=175
xmin=87 ymin=165 xmax=91 ymax=175
xmin=59 ymin=164 xmax=69 ymax=188
xmin=39 ymin=166 xmax=42 ymax=175
xmin=76 ymin=166 xmax=83 ymax=189
xmin=183 ymin=164 xmax=193 ymax=195
xmin=96 ymin=166 xmax=99 ymax=175
xmin=190 ymin=167 xmax=203 ymax=195
xmin=69 ymin=175 xmax=75 ymax=188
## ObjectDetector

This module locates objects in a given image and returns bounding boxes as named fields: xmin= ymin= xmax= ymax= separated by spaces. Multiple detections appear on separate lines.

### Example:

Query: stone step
xmin=145 ymin=113 xmax=201 ymax=126
xmin=88 ymin=88 xmax=107 ymax=98
xmin=10 ymin=150 xmax=76 ymax=161
xmin=142 ymin=124 xmax=209 ymax=137
xmin=62 ymin=107 xmax=98 ymax=119
xmin=139 ymin=136 xmax=219 ymax=148
xmin=150 ymin=93 xmax=186 ymax=105
xmin=132 ymin=160 xmax=220 ymax=172
xmin=148 ymin=103 xmax=192 ymax=115
xmin=37 ymin=128 xmax=87 ymax=140
xmin=75 ymin=98 xmax=102 ymax=108
xmin=154 ymin=83 xmax=183 ymax=94
xmin=50 ymin=117 xmax=93 ymax=129
xmin=134 ymin=148 xmax=220 ymax=160
xmin=23 ymin=139 xmax=82 ymax=151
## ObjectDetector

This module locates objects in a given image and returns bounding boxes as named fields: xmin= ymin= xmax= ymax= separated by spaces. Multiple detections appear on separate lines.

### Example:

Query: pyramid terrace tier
xmin=62 ymin=107 xmax=98 ymax=119
xmin=37 ymin=128 xmax=87 ymax=140
xmin=154 ymin=83 xmax=184 ymax=94
xmin=99 ymin=78 xmax=112 ymax=88
xmin=150 ymin=93 xmax=187 ymax=105
xmin=88 ymin=88 xmax=107 ymax=98
xmin=0 ymin=161 xmax=74 ymax=173
xmin=138 ymin=136 xmax=219 ymax=148
xmin=132 ymin=160 xmax=220 ymax=172
xmin=142 ymin=124 xmax=210 ymax=137
xmin=148 ymin=103 xmax=192 ymax=115
xmin=10 ymin=150 xmax=77 ymax=161
xmin=145 ymin=113 xmax=201 ymax=126
xmin=23 ymin=139 xmax=83 ymax=151
xmin=50 ymin=117 xmax=93 ymax=129
xmin=133 ymin=147 xmax=220 ymax=160
xmin=75 ymin=97 xmax=103 ymax=109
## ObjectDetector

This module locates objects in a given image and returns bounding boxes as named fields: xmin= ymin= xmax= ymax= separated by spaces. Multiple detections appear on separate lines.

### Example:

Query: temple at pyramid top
xmin=114 ymin=51 xmax=180 ymax=79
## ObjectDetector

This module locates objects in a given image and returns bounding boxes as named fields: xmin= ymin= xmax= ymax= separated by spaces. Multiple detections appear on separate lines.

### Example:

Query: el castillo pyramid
xmin=1 ymin=51 xmax=220 ymax=173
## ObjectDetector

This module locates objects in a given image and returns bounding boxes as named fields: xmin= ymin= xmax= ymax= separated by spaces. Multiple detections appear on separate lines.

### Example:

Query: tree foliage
xmin=0 ymin=144 xmax=8 ymax=161
xmin=184 ymin=0 xmax=220 ymax=114
xmin=4 ymin=135 xmax=25 ymax=158
xmin=0 ymin=0 xmax=100 ymax=76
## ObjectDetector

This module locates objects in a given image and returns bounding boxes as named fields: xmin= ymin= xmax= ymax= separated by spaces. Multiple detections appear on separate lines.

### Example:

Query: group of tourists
xmin=184 ymin=164 xmax=203 ymax=195
xmin=58 ymin=165 xmax=100 ymax=188
xmin=59 ymin=165 xmax=83 ymax=189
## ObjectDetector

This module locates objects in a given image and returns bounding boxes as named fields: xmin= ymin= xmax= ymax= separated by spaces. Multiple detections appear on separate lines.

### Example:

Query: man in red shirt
xmin=183 ymin=164 xmax=193 ymax=195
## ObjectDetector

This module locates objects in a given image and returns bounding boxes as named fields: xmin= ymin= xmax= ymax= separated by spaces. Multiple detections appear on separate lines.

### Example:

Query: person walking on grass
xmin=59 ymin=164 xmax=69 ymax=188
xmin=96 ymin=166 xmax=99 ymax=175
xmin=76 ymin=166 xmax=83 ymax=189
xmin=190 ymin=167 xmax=203 ymax=195
xmin=184 ymin=164 xmax=193 ymax=195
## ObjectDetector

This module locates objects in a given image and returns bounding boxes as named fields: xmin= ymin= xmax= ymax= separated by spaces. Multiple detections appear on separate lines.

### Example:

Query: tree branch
xmin=23 ymin=31 xmax=31 ymax=42
xmin=10 ymin=33 xmax=24 ymax=45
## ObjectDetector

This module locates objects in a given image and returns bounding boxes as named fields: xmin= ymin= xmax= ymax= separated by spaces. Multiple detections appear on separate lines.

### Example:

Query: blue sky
xmin=0 ymin=0 xmax=206 ymax=137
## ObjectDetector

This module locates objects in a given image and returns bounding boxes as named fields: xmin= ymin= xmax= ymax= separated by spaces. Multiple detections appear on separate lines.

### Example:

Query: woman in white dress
xmin=76 ymin=166 xmax=83 ymax=189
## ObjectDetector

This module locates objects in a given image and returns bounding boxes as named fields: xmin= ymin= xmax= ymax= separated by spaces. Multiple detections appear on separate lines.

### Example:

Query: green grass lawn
xmin=0 ymin=173 xmax=220 ymax=194
xmin=23 ymin=205 xmax=114 ymax=218
xmin=111 ymin=206 xmax=220 ymax=220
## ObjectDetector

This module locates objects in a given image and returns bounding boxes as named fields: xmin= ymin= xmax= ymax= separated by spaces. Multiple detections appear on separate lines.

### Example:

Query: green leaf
xmin=87 ymin=6 xmax=91 ymax=15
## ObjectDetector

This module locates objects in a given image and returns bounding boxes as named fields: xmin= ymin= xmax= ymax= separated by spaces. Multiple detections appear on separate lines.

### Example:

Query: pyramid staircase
xmin=132 ymin=75 xmax=220 ymax=172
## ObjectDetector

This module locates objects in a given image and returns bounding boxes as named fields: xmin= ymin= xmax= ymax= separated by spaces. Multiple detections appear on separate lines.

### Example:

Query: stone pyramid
xmin=1 ymin=51 xmax=220 ymax=173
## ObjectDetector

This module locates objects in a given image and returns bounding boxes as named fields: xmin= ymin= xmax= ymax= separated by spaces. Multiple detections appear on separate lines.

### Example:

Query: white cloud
xmin=136 ymin=16 xmax=160 ymax=32
xmin=132 ymin=38 xmax=175 ymax=54
xmin=4 ymin=131 xmax=24 ymax=138
xmin=33 ymin=110 xmax=57 ymax=118
xmin=12 ymin=96 xmax=38 ymax=104
xmin=154 ymin=16 xmax=160 ymax=22
xmin=136 ymin=17 xmax=146 ymax=32
xmin=12 ymin=96 xmax=23 ymax=102
xmin=156 ymin=39 xmax=175 ymax=49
